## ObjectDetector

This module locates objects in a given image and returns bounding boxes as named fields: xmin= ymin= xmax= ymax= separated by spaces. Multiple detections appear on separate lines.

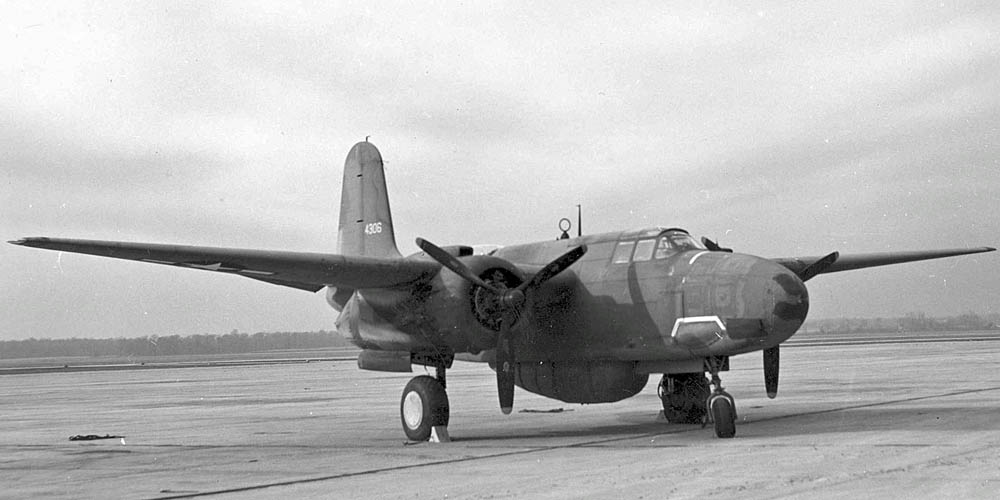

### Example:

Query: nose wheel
xmin=703 ymin=358 xmax=737 ymax=438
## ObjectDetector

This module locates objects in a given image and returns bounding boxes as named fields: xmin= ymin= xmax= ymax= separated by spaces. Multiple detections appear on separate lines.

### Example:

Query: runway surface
xmin=2 ymin=337 xmax=999 ymax=499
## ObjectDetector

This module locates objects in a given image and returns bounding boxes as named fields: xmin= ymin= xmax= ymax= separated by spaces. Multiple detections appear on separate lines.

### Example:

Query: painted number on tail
xmin=365 ymin=222 xmax=383 ymax=235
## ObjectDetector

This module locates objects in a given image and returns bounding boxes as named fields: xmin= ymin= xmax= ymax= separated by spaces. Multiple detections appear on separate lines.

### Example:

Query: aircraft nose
xmin=760 ymin=258 xmax=809 ymax=344
xmin=665 ymin=251 xmax=808 ymax=355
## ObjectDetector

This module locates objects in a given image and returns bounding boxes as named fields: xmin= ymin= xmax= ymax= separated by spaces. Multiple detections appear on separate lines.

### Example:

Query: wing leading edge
xmin=773 ymin=247 xmax=995 ymax=278
xmin=9 ymin=237 xmax=440 ymax=292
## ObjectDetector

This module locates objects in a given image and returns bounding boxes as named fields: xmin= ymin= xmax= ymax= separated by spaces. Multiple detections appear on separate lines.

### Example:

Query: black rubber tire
xmin=400 ymin=375 xmax=450 ymax=441
xmin=659 ymin=373 xmax=709 ymax=424
xmin=711 ymin=396 xmax=736 ymax=438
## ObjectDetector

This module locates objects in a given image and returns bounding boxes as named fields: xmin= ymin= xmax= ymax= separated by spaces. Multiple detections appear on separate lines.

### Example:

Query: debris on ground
xmin=69 ymin=434 xmax=124 ymax=441
xmin=519 ymin=408 xmax=573 ymax=414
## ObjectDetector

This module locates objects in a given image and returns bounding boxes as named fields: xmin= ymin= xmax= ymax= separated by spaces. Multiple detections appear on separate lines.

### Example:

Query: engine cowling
xmin=387 ymin=254 xmax=526 ymax=354
xmin=514 ymin=360 xmax=649 ymax=403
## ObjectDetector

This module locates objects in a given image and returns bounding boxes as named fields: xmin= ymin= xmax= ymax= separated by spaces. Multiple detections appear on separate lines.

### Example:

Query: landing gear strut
xmin=704 ymin=357 xmax=737 ymax=438
xmin=400 ymin=366 xmax=450 ymax=441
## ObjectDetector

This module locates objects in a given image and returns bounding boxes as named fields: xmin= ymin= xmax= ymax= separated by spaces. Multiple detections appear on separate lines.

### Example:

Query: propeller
xmin=795 ymin=251 xmax=840 ymax=282
xmin=761 ymin=251 xmax=838 ymax=399
xmin=701 ymin=236 xmax=733 ymax=253
xmin=763 ymin=346 xmax=779 ymax=398
xmin=416 ymin=238 xmax=587 ymax=414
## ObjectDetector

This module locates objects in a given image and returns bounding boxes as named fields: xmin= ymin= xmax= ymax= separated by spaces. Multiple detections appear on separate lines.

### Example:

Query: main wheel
xmin=710 ymin=395 xmax=736 ymax=438
xmin=400 ymin=375 xmax=450 ymax=441
xmin=658 ymin=373 xmax=709 ymax=424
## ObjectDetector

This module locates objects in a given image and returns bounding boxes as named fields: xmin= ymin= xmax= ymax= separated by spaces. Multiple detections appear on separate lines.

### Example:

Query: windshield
xmin=661 ymin=230 xmax=704 ymax=251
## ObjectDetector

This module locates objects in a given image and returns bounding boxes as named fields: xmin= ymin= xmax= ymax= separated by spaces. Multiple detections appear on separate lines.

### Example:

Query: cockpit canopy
xmin=611 ymin=227 xmax=705 ymax=264
xmin=659 ymin=228 xmax=704 ymax=251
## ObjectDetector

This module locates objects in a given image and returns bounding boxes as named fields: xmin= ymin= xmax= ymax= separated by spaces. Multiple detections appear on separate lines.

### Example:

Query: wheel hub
xmin=402 ymin=391 xmax=424 ymax=428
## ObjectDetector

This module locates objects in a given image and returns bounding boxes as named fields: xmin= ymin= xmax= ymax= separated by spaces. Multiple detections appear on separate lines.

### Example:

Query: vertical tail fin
xmin=337 ymin=141 xmax=402 ymax=258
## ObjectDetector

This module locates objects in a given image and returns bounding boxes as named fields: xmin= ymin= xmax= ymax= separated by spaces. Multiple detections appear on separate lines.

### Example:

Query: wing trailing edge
xmin=9 ymin=237 xmax=440 ymax=292
xmin=773 ymin=247 xmax=995 ymax=277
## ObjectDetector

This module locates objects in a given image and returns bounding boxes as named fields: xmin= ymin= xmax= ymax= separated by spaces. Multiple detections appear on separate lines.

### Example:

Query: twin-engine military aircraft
xmin=11 ymin=142 xmax=994 ymax=440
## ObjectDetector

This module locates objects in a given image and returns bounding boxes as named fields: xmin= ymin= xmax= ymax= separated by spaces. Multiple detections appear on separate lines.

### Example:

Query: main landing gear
xmin=400 ymin=366 xmax=450 ymax=441
xmin=658 ymin=357 xmax=737 ymax=438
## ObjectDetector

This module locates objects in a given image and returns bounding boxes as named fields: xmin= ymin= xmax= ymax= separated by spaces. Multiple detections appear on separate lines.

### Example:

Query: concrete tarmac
xmin=2 ymin=339 xmax=999 ymax=499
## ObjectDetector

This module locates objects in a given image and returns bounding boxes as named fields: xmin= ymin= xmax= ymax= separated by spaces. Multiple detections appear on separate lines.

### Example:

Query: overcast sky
xmin=3 ymin=1 xmax=998 ymax=340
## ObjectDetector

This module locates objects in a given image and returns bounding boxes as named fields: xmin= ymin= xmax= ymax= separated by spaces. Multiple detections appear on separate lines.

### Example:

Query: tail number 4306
xmin=364 ymin=222 xmax=383 ymax=235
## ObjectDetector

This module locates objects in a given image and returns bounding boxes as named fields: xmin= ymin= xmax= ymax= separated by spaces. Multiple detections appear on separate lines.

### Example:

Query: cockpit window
xmin=611 ymin=229 xmax=704 ymax=264
xmin=654 ymin=230 xmax=704 ymax=258
xmin=632 ymin=239 xmax=655 ymax=261
xmin=664 ymin=231 xmax=703 ymax=251
xmin=612 ymin=241 xmax=635 ymax=264
xmin=654 ymin=237 xmax=674 ymax=259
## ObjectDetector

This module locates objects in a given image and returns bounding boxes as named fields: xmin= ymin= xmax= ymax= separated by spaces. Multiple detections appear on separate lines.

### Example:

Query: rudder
xmin=337 ymin=141 xmax=401 ymax=258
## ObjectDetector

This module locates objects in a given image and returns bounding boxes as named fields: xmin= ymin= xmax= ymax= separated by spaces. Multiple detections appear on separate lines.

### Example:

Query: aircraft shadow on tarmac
xmin=447 ymin=398 xmax=998 ymax=443
xmin=735 ymin=404 xmax=1000 ymax=438
xmin=447 ymin=424 xmax=670 ymax=443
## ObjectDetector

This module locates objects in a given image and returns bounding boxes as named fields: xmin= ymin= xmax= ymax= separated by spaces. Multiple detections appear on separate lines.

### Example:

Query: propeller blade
xmin=496 ymin=312 xmax=516 ymax=414
xmin=796 ymin=251 xmax=840 ymax=282
xmin=702 ymin=237 xmax=733 ymax=253
xmin=416 ymin=237 xmax=500 ymax=293
xmin=764 ymin=346 xmax=779 ymax=399
xmin=518 ymin=244 xmax=587 ymax=292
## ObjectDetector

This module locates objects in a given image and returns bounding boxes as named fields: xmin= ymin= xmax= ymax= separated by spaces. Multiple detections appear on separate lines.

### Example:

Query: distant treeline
xmin=803 ymin=312 xmax=999 ymax=334
xmin=3 ymin=312 xmax=998 ymax=360
xmin=0 ymin=330 xmax=352 ymax=360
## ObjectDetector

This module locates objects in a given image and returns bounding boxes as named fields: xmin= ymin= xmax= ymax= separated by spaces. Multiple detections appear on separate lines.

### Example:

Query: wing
xmin=9 ymin=237 xmax=440 ymax=292
xmin=773 ymin=247 xmax=995 ymax=278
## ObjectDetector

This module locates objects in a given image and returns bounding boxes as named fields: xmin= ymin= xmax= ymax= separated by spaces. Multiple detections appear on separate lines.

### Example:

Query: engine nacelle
xmin=514 ymin=360 xmax=649 ymax=404
xmin=358 ymin=254 xmax=526 ymax=355
xmin=410 ymin=255 xmax=526 ymax=354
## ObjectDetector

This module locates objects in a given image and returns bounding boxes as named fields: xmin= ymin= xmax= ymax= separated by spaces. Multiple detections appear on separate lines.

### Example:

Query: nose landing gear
xmin=703 ymin=357 xmax=737 ymax=438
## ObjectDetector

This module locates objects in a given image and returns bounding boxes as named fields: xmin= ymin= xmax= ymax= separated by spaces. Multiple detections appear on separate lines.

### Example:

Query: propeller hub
xmin=502 ymin=289 xmax=525 ymax=309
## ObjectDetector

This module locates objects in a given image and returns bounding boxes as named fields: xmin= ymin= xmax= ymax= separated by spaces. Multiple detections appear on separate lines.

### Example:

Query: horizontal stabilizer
xmin=9 ymin=237 xmax=440 ymax=292
xmin=773 ymin=247 xmax=995 ymax=277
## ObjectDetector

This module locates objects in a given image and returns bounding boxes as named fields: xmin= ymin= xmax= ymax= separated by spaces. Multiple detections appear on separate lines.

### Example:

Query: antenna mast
xmin=576 ymin=204 xmax=582 ymax=237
